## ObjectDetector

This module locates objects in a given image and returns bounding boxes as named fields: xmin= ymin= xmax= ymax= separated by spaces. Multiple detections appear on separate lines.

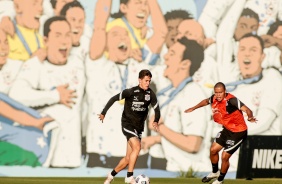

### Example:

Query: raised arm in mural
xmin=89 ymin=0 xmax=111 ymax=60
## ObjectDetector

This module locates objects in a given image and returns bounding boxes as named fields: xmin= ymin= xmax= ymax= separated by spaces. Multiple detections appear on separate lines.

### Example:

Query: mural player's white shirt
xmin=199 ymin=0 xmax=282 ymax=38
xmin=85 ymin=55 xmax=151 ymax=156
xmin=0 ymin=59 xmax=22 ymax=94
xmin=160 ymin=82 xmax=210 ymax=172
xmin=0 ymin=0 xmax=14 ymax=21
xmin=9 ymin=56 xmax=85 ymax=167
xmin=231 ymin=68 xmax=282 ymax=135
xmin=70 ymin=34 xmax=90 ymax=62
xmin=262 ymin=46 xmax=282 ymax=70
xmin=147 ymin=65 xmax=171 ymax=159
xmin=193 ymin=44 xmax=218 ymax=96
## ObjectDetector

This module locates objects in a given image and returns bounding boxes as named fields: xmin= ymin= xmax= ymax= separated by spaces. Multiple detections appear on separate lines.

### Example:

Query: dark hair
xmin=214 ymin=82 xmax=226 ymax=90
xmin=50 ymin=0 xmax=77 ymax=9
xmin=240 ymin=33 xmax=264 ymax=52
xmin=240 ymin=8 xmax=259 ymax=22
xmin=44 ymin=16 xmax=69 ymax=37
xmin=50 ymin=0 xmax=57 ymax=9
xmin=177 ymin=37 xmax=204 ymax=76
xmin=267 ymin=20 xmax=282 ymax=36
xmin=60 ymin=1 xmax=84 ymax=16
xmin=111 ymin=0 xmax=129 ymax=19
xmin=139 ymin=69 xmax=152 ymax=79
xmin=164 ymin=10 xmax=193 ymax=22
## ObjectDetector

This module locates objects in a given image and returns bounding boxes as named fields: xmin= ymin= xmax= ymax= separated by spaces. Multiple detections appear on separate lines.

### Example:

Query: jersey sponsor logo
xmin=131 ymin=107 xmax=146 ymax=111
xmin=145 ymin=94 xmax=150 ymax=101
xmin=132 ymin=101 xmax=146 ymax=111
xmin=134 ymin=96 xmax=138 ymax=101
xmin=132 ymin=102 xmax=144 ymax=105
xmin=146 ymin=91 xmax=150 ymax=93
xmin=134 ymin=89 xmax=140 ymax=93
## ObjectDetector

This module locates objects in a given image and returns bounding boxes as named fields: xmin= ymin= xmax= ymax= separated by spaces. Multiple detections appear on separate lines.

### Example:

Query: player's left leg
xmin=214 ymin=129 xmax=247 ymax=184
xmin=124 ymin=137 xmax=141 ymax=184
xmin=127 ymin=137 xmax=141 ymax=172
xmin=104 ymin=132 xmax=135 ymax=184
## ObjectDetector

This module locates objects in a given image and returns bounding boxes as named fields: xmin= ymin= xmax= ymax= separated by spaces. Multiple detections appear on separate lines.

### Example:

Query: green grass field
xmin=0 ymin=177 xmax=282 ymax=184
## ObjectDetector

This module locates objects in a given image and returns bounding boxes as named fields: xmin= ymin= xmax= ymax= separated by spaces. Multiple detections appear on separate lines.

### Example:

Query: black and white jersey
xmin=101 ymin=85 xmax=160 ymax=131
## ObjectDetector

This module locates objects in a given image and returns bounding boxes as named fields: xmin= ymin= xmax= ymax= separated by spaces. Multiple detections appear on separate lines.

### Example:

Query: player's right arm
xmin=184 ymin=97 xmax=211 ymax=113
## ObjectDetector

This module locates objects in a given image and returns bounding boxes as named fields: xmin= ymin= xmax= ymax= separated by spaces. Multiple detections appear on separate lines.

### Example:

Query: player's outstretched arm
xmin=241 ymin=105 xmax=257 ymax=123
xmin=184 ymin=98 xmax=209 ymax=113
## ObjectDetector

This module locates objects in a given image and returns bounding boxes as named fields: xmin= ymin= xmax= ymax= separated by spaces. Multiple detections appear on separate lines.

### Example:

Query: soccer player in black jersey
xmin=99 ymin=69 xmax=160 ymax=184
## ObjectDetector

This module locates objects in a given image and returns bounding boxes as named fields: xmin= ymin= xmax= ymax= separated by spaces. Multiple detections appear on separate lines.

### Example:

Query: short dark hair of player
xmin=50 ymin=0 xmax=76 ymax=9
xmin=60 ymin=1 xmax=84 ymax=16
xmin=214 ymin=82 xmax=226 ymax=90
xmin=267 ymin=20 xmax=282 ymax=36
xmin=240 ymin=8 xmax=259 ymax=23
xmin=240 ymin=33 xmax=264 ymax=52
xmin=164 ymin=9 xmax=193 ymax=22
xmin=177 ymin=37 xmax=204 ymax=76
xmin=111 ymin=0 xmax=129 ymax=19
xmin=44 ymin=16 xmax=69 ymax=37
xmin=139 ymin=69 xmax=152 ymax=79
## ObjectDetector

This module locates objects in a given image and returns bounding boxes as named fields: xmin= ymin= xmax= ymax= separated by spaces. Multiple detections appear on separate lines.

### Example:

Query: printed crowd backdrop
xmin=0 ymin=0 xmax=282 ymax=177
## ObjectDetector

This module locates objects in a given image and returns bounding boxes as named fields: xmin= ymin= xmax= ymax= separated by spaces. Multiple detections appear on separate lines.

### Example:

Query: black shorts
xmin=215 ymin=127 xmax=247 ymax=154
xmin=122 ymin=124 xmax=142 ymax=141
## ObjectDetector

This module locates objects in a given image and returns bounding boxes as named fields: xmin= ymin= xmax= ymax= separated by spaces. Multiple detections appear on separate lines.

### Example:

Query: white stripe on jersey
xmin=119 ymin=91 xmax=123 ymax=100
xmin=237 ymin=98 xmax=241 ymax=109
xmin=153 ymin=102 xmax=159 ymax=109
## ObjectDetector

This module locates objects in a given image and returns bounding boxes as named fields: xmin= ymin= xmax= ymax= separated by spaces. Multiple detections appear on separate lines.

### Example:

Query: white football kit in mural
xmin=9 ymin=55 xmax=85 ymax=167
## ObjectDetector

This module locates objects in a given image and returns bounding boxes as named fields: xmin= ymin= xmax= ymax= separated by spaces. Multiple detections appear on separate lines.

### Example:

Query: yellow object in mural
xmin=106 ymin=18 xmax=147 ymax=50
xmin=8 ymin=24 xmax=44 ymax=62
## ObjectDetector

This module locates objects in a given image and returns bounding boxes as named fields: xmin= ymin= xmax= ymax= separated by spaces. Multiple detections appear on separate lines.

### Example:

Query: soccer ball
xmin=135 ymin=174 xmax=150 ymax=184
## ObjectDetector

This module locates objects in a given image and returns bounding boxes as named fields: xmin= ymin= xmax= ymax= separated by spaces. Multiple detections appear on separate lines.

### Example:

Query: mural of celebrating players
xmin=0 ymin=0 xmax=282 ymax=178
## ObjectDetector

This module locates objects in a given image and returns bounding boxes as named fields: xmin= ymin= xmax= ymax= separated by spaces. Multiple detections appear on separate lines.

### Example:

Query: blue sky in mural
xmin=80 ymin=0 xmax=207 ymax=26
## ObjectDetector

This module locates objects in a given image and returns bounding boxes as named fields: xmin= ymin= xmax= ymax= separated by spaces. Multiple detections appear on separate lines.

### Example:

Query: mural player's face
xmin=54 ymin=0 xmax=74 ymax=16
xmin=214 ymin=87 xmax=226 ymax=102
xmin=163 ymin=42 xmax=185 ymax=79
xmin=121 ymin=0 xmax=149 ymax=29
xmin=165 ymin=18 xmax=183 ymax=48
xmin=273 ymin=26 xmax=282 ymax=39
xmin=0 ymin=30 xmax=9 ymax=66
xmin=176 ymin=19 xmax=205 ymax=47
xmin=15 ymin=0 xmax=43 ymax=29
xmin=139 ymin=75 xmax=151 ymax=90
xmin=45 ymin=21 xmax=72 ymax=65
xmin=107 ymin=26 xmax=131 ymax=63
xmin=237 ymin=37 xmax=264 ymax=78
xmin=234 ymin=16 xmax=258 ymax=41
xmin=65 ymin=7 xmax=85 ymax=46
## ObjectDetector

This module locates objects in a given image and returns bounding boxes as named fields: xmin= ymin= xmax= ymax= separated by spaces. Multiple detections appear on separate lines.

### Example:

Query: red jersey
xmin=209 ymin=93 xmax=247 ymax=132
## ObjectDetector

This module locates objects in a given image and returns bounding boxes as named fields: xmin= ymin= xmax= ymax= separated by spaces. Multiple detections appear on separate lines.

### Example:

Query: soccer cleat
xmin=125 ymin=176 xmax=136 ymax=184
xmin=212 ymin=179 xmax=223 ymax=184
xmin=104 ymin=173 xmax=114 ymax=184
xmin=202 ymin=171 xmax=220 ymax=183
